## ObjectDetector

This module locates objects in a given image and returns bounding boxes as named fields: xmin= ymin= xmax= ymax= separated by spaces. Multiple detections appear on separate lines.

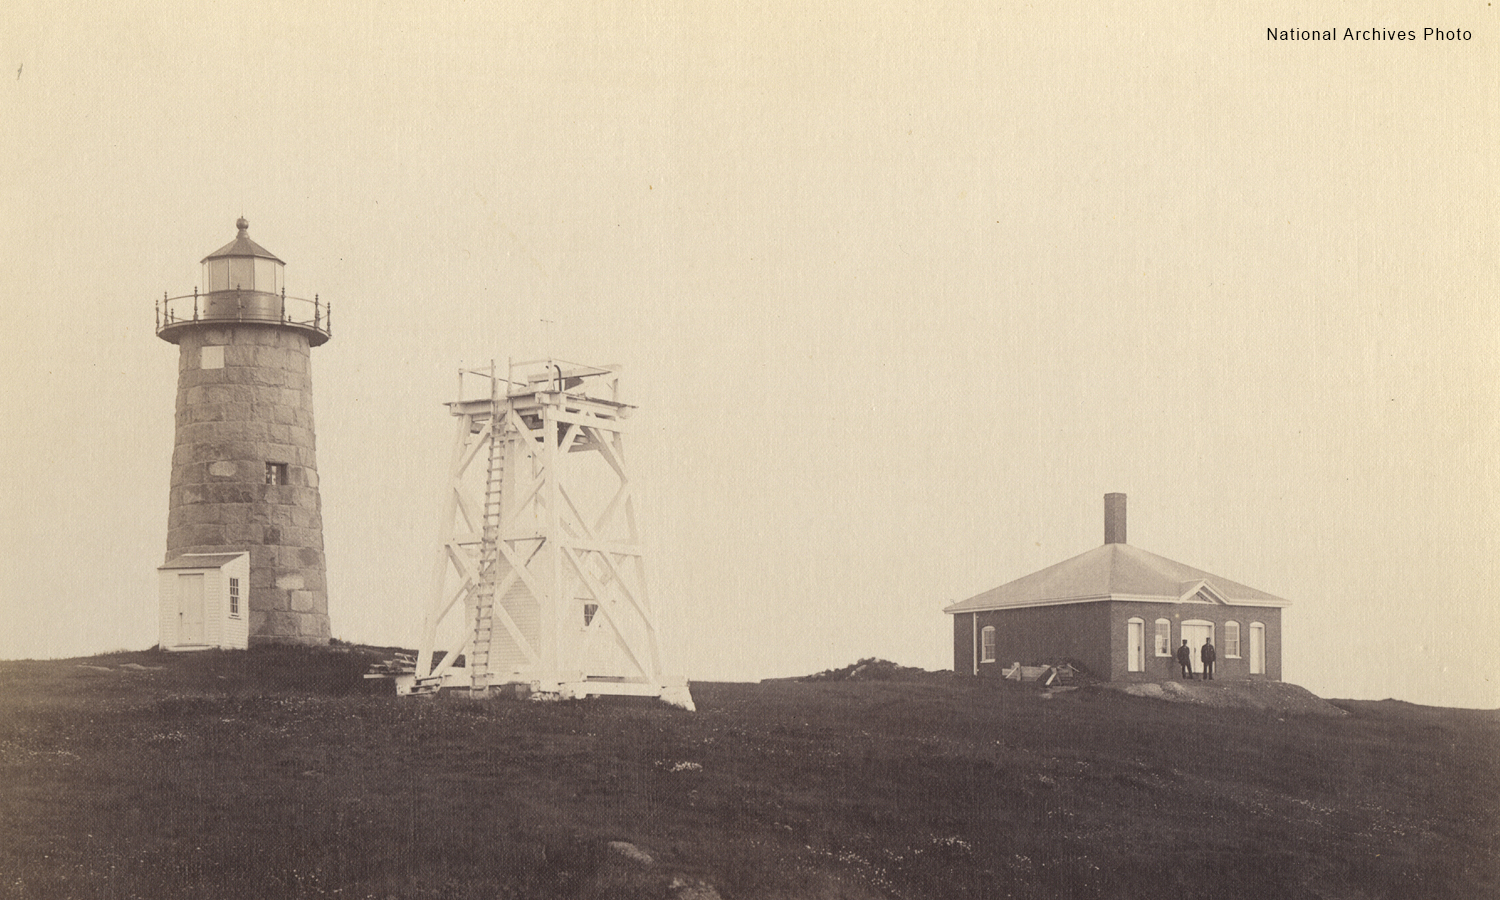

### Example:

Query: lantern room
xmin=156 ymin=217 xmax=330 ymax=347
xmin=202 ymin=216 xmax=285 ymax=294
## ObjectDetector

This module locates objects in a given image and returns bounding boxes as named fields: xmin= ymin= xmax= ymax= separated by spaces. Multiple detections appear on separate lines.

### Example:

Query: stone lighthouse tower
xmin=157 ymin=219 xmax=332 ymax=644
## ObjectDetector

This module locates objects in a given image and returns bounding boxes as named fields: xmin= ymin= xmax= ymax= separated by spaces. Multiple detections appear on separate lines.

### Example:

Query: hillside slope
xmin=0 ymin=647 xmax=1495 ymax=899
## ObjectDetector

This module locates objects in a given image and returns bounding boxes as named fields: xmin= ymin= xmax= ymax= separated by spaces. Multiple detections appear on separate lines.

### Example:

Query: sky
xmin=1 ymin=1 xmax=1496 ymax=708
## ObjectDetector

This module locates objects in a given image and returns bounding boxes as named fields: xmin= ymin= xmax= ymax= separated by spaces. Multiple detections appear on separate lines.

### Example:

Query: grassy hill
xmin=0 ymin=645 xmax=1495 ymax=899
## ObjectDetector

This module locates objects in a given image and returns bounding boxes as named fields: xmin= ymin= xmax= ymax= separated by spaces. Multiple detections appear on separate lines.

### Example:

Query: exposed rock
xmin=800 ymin=658 xmax=932 ymax=682
xmin=1102 ymin=680 xmax=1347 ymax=716
xmin=607 ymin=840 xmax=653 ymax=865
xmin=669 ymin=876 xmax=724 ymax=900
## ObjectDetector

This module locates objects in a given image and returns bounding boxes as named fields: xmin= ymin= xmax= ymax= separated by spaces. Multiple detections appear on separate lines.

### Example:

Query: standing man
xmin=1201 ymin=638 xmax=1217 ymax=681
xmin=1176 ymin=639 xmax=1194 ymax=679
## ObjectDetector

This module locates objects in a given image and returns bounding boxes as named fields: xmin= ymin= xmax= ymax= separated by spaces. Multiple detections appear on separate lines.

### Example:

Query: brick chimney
xmin=1104 ymin=493 xmax=1127 ymax=544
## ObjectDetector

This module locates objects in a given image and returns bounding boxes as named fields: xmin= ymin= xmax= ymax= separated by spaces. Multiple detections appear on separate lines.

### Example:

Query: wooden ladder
xmin=469 ymin=376 xmax=505 ymax=693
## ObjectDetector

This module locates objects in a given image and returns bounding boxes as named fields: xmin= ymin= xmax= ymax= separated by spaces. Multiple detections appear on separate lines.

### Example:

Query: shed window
xmin=229 ymin=577 xmax=240 ymax=617
xmin=980 ymin=626 xmax=995 ymax=662
xmin=266 ymin=463 xmax=289 ymax=485
xmin=1154 ymin=619 xmax=1171 ymax=656
xmin=1224 ymin=621 xmax=1240 ymax=658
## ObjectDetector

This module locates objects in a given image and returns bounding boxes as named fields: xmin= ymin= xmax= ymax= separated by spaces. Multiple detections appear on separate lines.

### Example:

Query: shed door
xmin=178 ymin=573 xmax=206 ymax=644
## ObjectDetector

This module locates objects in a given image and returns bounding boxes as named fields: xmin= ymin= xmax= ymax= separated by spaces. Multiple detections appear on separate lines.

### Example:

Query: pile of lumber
xmin=363 ymin=652 xmax=416 ymax=680
xmin=1001 ymin=662 xmax=1079 ymax=686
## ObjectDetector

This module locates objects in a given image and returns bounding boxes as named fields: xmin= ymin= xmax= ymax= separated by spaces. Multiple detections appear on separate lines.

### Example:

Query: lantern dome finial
xmin=236 ymin=216 xmax=249 ymax=234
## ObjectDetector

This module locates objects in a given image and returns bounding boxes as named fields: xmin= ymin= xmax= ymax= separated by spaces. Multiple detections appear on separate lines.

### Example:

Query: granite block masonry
xmin=157 ymin=219 xmax=333 ymax=644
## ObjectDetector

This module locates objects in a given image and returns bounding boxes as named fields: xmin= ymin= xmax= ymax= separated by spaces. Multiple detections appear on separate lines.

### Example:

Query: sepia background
xmin=2 ymin=1 xmax=1495 ymax=708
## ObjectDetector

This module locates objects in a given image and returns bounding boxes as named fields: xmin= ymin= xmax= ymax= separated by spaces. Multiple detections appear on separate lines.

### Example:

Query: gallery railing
xmin=156 ymin=288 xmax=331 ymax=345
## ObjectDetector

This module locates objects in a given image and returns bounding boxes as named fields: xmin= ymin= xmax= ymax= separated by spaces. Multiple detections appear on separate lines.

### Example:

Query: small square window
xmin=229 ymin=577 xmax=241 ymax=618
xmin=266 ymin=463 xmax=289 ymax=485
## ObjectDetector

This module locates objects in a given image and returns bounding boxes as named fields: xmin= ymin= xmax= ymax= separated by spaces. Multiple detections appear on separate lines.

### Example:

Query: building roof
xmin=201 ymin=217 xmax=285 ymax=264
xmin=944 ymin=541 xmax=1289 ymax=614
xmin=159 ymin=552 xmax=248 ymax=571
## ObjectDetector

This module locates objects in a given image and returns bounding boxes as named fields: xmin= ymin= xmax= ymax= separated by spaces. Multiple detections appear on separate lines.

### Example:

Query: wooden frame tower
xmin=404 ymin=359 xmax=692 ymax=709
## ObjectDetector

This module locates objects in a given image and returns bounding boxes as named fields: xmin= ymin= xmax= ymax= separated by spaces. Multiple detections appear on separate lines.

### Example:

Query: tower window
xmin=229 ymin=577 xmax=241 ymax=617
xmin=583 ymin=602 xmax=598 ymax=626
xmin=266 ymin=463 xmax=289 ymax=485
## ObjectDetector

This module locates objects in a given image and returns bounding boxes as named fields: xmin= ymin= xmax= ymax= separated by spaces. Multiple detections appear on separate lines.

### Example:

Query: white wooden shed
xmin=158 ymin=552 xmax=251 ymax=651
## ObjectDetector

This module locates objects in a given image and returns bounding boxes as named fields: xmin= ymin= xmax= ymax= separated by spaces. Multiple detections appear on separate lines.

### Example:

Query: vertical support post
xmin=416 ymin=409 xmax=475 ymax=679
xmin=540 ymin=396 xmax=561 ymax=675
xmin=193 ymin=287 xmax=199 ymax=321
xmin=622 ymin=435 xmax=663 ymax=677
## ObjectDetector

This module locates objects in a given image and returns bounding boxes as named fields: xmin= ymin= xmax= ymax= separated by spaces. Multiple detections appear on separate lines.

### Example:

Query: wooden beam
xmin=457 ymin=420 xmax=493 ymax=474
xmin=481 ymin=567 xmax=540 ymax=668
xmin=591 ymin=480 xmax=631 ymax=537
xmin=418 ymin=412 xmax=479 ymax=677
xmin=588 ymin=599 xmax=651 ymax=680
xmin=557 ymin=483 xmax=596 ymax=541
xmin=563 ymin=544 xmax=658 ymax=637
xmin=428 ymin=628 xmax=473 ymax=684
xmin=548 ymin=407 xmax=630 ymax=432
xmin=588 ymin=425 xmax=629 ymax=481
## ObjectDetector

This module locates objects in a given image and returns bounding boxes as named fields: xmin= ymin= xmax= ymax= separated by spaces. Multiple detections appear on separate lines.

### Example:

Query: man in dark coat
xmin=1176 ymin=639 xmax=1193 ymax=679
xmin=1201 ymin=639 xmax=1217 ymax=680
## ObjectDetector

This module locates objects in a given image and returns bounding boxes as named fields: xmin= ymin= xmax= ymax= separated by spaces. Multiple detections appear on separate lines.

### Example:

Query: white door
xmin=178 ymin=573 xmax=206 ymax=644
xmin=1127 ymin=620 xmax=1145 ymax=672
xmin=1181 ymin=621 xmax=1214 ymax=674
xmin=1249 ymin=623 xmax=1266 ymax=675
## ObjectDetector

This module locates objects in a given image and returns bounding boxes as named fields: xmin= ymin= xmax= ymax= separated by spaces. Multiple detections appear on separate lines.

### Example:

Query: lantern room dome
xmin=202 ymin=217 xmax=285 ymax=264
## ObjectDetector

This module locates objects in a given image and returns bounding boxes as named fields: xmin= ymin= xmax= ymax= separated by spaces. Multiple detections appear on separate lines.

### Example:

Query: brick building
xmin=945 ymin=494 xmax=1286 ymax=682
